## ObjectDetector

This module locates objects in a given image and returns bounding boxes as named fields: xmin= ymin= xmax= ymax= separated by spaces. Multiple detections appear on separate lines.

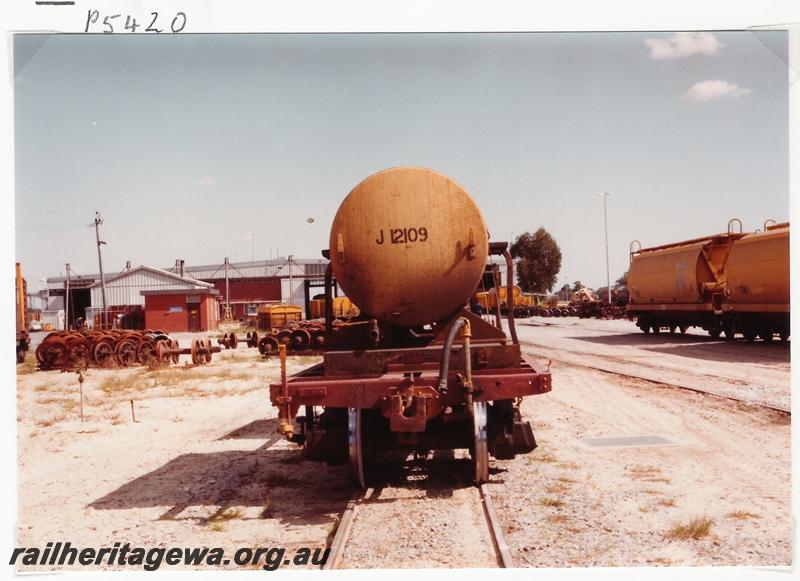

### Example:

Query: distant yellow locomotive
xmin=627 ymin=220 xmax=789 ymax=341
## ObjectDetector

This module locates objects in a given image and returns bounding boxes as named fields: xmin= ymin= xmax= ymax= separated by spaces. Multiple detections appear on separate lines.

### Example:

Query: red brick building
xmin=142 ymin=289 xmax=220 ymax=332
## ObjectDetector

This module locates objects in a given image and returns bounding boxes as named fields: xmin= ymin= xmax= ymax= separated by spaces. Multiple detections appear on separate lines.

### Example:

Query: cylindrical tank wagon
xmin=269 ymin=167 xmax=552 ymax=487
xmin=627 ymin=220 xmax=789 ymax=341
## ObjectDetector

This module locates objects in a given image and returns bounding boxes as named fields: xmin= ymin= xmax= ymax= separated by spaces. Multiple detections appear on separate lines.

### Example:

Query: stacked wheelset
xmin=256 ymin=321 xmax=329 ymax=356
xmin=35 ymin=329 xmax=171 ymax=371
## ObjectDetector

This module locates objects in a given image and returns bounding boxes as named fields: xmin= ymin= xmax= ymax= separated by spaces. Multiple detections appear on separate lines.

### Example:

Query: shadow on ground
xmin=570 ymin=334 xmax=790 ymax=365
xmin=90 ymin=420 xmax=501 ymax=527
xmin=218 ymin=418 xmax=281 ymax=442
xmin=89 ymin=437 xmax=352 ymax=526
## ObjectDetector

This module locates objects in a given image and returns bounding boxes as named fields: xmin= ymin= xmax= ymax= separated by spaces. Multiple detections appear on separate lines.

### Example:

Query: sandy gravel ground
xmin=15 ymin=320 xmax=792 ymax=570
xmin=340 ymin=453 xmax=499 ymax=569
xmin=16 ymin=334 xmax=349 ymax=572
xmin=515 ymin=317 xmax=790 ymax=410
xmin=492 ymin=317 xmax=791 ymax=567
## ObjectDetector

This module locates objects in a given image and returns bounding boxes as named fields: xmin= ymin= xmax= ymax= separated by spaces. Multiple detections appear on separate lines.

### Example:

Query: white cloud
xmin=645 ymin=32 xmax=722 ymax=60
xmin=197 ymin=175 xmax=214 ymax=186
xmin=681 ymin=80 xmax=752 ymax=104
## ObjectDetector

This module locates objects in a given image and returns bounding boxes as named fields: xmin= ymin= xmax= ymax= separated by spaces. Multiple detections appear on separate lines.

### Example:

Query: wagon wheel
xmin=35 ymin=341 xmax=49 ymax=365
xmin=310 ymin=330 xmax=326 ymax=350
xmin=651 ymin=325 xmax=661 ymax=335
xmin=290 ymin=329 xmax=311 ymax=351
xmin=258 ymin=335 xmax=279 ymax=356
xmin=115 ymin=339 xmax=139 ymax=367
xmin=203 ymin=338 xmax=213 ymax=363
xmin=348 ymin=408 xmax=367 ymax=489
xmin=169 ymin=339 xmax=179 ymax=364
xmin=275 ymin=330 xmax=292 ymax=346
xmin=190 ymin=338 xmax=202 ymax=365
xmin=67 ymin=339 xmax=91 ymax=370
xmin=93 ymin=340 xmax=116 ymax=367
xmin=679 ymin=325 xmax=688 ymax=335
xmin=39 ymin=341 xmax=67 ymax=370
xmin=247 ymin=331 xmax=258 ymax=348
xmin=758 ymin=325 xmax=774 ymax=343
xmin=229 ymin=333 xmax=238 ymax=349
xmin=472 ymin=401 xmax=490 ymax=484
xmin=669 ymin=326 xmax=677 ymax=334
xmin=137 ymin=340 xmax=157 ymax=365
xmin=156 ymin=340 xmax=172 ymax=366
xmin=722 ymin=321 xmax=735 ymax=340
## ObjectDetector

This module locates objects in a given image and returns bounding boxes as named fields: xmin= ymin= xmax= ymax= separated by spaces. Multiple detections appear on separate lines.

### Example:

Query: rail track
xmin=519 ymin=340 xmax=790 ymax=415
xmin=323 ymin=479 xmax=513 ymax=569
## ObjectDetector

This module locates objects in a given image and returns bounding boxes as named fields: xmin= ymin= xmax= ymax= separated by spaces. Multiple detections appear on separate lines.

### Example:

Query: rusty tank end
xmin=271 ymin=167 xmax=552 ymax=487
xmin=329 ymin=167 xmax=490 ymax=328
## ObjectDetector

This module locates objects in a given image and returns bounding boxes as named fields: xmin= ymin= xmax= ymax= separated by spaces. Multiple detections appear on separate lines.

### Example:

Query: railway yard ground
xmin=15 ymin=318 xmax=792 ymax=570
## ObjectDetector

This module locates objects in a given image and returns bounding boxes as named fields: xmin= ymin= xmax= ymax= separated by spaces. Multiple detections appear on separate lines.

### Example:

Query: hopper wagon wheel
xmin=93 ymin=341 xmax=115 ymax=368
xmin=115 ymin=339 xmax=138 ymax=367
xmin=651 ymin=325 xmax=661 ymax=335
xmin=258 ymin=335 xmax=279 ymax=356
xmin=758 ymin=325 xmax=774 ymax=343
xmin=290 ymin=329 xmax=311 ymax=351
xmin=348 ymin=407 xmax=367 ymax=489
xmin=472 ymin=401 xmax=490 ymax=485
xmin=708 ymin=327 xmax=722 ymax=340
xmin=669 ymin=326 xmax=677 ymax=334
xmin=137 ymin=340 xmax=157 ymax=365
xmin=679 ymin=325 xmax=688 ymax=335
xmin=229 ymin=333 xmax=238 ymax=349
xmin=722 ymin=321 xmax=735 ymax=341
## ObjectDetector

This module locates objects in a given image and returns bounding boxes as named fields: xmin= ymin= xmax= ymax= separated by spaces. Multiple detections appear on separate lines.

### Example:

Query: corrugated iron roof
xmin=47 ymin=257 xmax=328 ymax=284
xmin=88 ymin=265 xmax=214 ymax=289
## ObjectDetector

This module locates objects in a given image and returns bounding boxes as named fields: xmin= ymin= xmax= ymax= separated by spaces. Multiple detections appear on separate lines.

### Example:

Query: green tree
xmin=510 ymin=228 xmax=562 ymax=293
xmin=571 ymin=280 xmax=584 ymax=292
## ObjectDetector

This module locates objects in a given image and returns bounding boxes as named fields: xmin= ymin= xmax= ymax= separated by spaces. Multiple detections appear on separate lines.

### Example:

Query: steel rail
xmin=479 ymin=483 xmax=514 ymax=568
xmin=520 ymin=341 xmax=790 ymax=415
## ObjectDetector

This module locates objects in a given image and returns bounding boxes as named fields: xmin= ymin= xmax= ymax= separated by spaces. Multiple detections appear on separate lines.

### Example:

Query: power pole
xmin=94 ymin=212 xmax=108 ymax=329
xmin=600 ymin=193 xmax=611 ymax=303
xmin=287 ymin=255 xmax=294 ymax=305
xmin=223 ymin=257 xmax=231 ymax=321
xmin=65 ymin=263 xmax=71 ymax=330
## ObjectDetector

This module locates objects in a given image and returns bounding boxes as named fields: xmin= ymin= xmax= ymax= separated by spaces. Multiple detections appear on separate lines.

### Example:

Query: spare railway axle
xmin=156 ymin=338 xmax=221 ymax=366
xmin=36 ymin=329 xmax=171 ymax=371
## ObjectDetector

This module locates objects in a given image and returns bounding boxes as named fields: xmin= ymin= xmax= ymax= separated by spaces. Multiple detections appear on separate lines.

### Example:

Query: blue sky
xmin=14 ymin=31 xmax=788 ymax=291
